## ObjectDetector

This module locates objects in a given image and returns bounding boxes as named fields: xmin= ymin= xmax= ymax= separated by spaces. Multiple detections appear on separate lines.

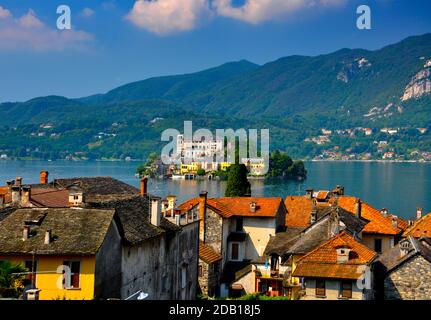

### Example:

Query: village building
xmin=403 ymin=209 xmax=431 ymax=238
xmin=374 ymin=236 xmax=431 ymax=300
xmin=0 ymin=172 xmax=200 ymax=300
xmin=251 ymin=204 xmax=368 ymax=299
xmin=284 ymin=187 xmax=408 ymax=254
xmin=178 ymin=193 xmax=286 ymax=298
xmin=292 ymin=232 xmax=377 ymax=300
xmin=0 ymin=208 xmax=122 ymax=300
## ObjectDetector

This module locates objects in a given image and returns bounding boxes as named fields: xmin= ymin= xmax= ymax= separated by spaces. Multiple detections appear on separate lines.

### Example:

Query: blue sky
xmin=0 ymin=0 xmax=430 ymax=102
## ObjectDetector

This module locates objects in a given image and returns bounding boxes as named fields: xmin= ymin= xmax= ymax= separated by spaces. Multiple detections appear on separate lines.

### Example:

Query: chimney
xmin=249 ymin=201 xmax=257 ymax=213
xmin=337 ymin=185 xmax=345 ymax=196
xmin=40 ymin=171 xmax=49 ymax=185
xmin=140 ymin=177 xmax=148 ymax=196
xmin=392 ymin=215 xmax=398 ymax=229
xmin=150 ymin=197 xmax=161 ymax=227
xmin=11 ymin=186 xmax=21 ymax=204
xmin=21 ymin=186 xmax=31 ymax=207
xmin=417 ymin=208 xmax=423 ymax=220
xmin=15 ymin=177 xmax=22 ymax=186
xmin=305 ymin=188 xmax=313 ymax=200
xmin=23 ymin=226 xmax=30 ymax=240
xmin=199 ymin=191 xmax=208 ymax=242
xmin=355 ymin=199 xmax=362 ymax=218
xmin=380 ymin=208 xmax=388 ymax=218
xmin=175 ymin=214 xmax=181 ymax=226
xmin=310 ymin=199 xmax=317 ymax=224
xmin=6 ymin=180 xmax=14 ymax=191
xmin=44 ymin=229 xmax=52 ymax=245
xmin=400 ymin=239 xmax=413 ymax=257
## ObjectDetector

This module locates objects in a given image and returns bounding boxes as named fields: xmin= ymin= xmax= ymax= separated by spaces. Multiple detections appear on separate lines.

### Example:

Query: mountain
xmin=0 ymin=34 xmax=430 ymax=160
xmin=78 ymin=60 xmax=259 ymax=105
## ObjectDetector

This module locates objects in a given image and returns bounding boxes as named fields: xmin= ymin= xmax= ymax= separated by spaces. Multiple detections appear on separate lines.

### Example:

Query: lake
xmin=0 ymin=160 xmax=430 ymax=220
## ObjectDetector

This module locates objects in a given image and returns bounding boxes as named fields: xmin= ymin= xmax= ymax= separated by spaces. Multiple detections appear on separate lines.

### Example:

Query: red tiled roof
xmin=403 ymin=213 xmax=431 ymax=238
xmin=336 ymin=197 xmax=406 ymax=235
xmin=0 ymin=186 xmax=11 ymax=203
xmin=199 ymin=241 xmax=222 ymax=264
xmin=285 ymin=195 xmax=407 ymax=235
xmin=316 ymin=191 xmax=329 ymax=200
xmin=178 ymin=197 xmax=284 ymax=219
xmin=30 ymin=188 xmax=71 ymax=208
xmin=177 ymin=198 xmax=199 ymax=214
xmin=293 ymin=232 xmax=377 ymax=280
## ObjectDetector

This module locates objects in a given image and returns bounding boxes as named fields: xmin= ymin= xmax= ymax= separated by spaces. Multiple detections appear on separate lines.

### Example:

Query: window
xmin=374 ymin=239 xmax=383 ymax=253
xmin=236 ymin=218 xmax=243 ymax=232
xmin=315 ymin=279 xmax=326 ymax=297
xmin=198 ymin=265 xmax=203 ymax=277
xmin=24 ymin=260 xmax=38 ymax=286
xmin=63 ymin=261 xmax=80 ymax=289
xmin=231 ymin=243 xmax=239 ymax=260
xmin=340 ymin=280 xmax=353 ymax=299
xmin=73 ymin=195 xmax=79 ymax=200
xmin=213 ymin=262 xmax=219 ymax=274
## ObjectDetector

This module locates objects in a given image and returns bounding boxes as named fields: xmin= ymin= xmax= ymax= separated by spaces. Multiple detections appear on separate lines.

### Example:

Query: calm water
xmin=0 ymin=160 xmax=430 ymax=220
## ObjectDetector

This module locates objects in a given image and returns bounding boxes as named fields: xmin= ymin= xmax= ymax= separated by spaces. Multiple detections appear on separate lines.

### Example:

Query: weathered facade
xmin=375 ymin=236 xmax=431 ymax=300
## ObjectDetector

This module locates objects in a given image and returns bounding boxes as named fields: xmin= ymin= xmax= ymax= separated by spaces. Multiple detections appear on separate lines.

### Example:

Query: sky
xmin=0 ymin=0 xmax=430 ymax=102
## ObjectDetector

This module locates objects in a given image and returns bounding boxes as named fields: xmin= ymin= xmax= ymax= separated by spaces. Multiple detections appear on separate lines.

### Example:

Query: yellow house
xmin=0 ymin=208 xmax=122 ymax=300
xmin=180 ymin=163 xmax=200 ymax=175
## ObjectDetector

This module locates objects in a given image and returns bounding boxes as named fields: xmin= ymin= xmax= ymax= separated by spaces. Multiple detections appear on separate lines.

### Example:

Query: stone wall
xmin=198 ymin=260 xmax=220 ymax=297
xmin=204 ymin=208 xmax=223 ymax=254
xmin=384 ymin=255 xmax=431 ymax=300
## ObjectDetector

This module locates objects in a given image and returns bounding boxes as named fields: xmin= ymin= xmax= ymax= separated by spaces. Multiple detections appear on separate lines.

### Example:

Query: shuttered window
xmin=341 ymin=280 xmax=353 ymax=299
xmin=315 ymin=279 xmax=326 ymax=297
xmin=63 ymin=261 xmax=81 ymax=289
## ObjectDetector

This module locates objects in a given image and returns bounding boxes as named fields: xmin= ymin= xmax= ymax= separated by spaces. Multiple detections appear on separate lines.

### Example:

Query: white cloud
xmin=213 ymin=0 xmax=347 ymax=24
xmin=81 ymin=8 xmax=95 ymax=18
xmin=0 ymin=7 xmax=94 ymax=51
xmin=126 ymin=0 xmax=212 ymax=35
xmin=0 ymin=6 xmax=11 ymax=18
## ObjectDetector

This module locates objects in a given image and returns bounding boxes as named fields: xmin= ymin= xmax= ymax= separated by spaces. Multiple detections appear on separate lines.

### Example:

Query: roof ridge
xmin=296 ymin=231 xmax=349 ymax=263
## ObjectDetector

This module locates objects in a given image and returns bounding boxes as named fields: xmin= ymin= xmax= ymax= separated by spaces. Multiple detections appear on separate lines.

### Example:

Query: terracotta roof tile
xmin=30 ymin=188 xmax=71 ymax=208
xmin=284 ymin=196 xmax=313 ymax=228
xmin=403 ymin=213 xmax=431 ymax=238
xmin=199 ymin=241 xmax=222 ymax=264
xmin=293 ymin=232 xmax=377 ymax=279
xmin=179 ymin=197 xmax=284 ymax=219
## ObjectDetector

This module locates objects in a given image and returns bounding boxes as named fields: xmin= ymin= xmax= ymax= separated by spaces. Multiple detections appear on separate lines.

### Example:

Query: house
xmin=403 ymin=209 xmax=431 ymax=238
xmin=198 ymin=241 xmax=222 ymax=297
xmin=292 ymin=232 xmax=377 ymax=300
xmin=178 ymin=193 xmax=286 ymax=298
xmin=374 ymin=236 xmax=431 ymax=300
xmin=0 ymin=208 xmax=122 ymax=300
xmin=253 ymin=204 xmax=368 ymax=299
xmin=284 ymin=187 xmax=408 ymax=254
xmin=1 ymin=172 xmax=200 ymax=300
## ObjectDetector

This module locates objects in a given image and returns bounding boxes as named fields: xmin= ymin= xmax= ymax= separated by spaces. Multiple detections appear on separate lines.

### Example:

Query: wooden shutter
xmin=71 ymin=261 xmax=80 ymax=288
xmin=341 ymin=281 xmax=352 ymax=298
xmin=315 ymin=279 xmax=326 ymax=296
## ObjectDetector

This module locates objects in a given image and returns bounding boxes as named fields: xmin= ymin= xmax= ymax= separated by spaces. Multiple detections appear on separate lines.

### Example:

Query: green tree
xmin=197 ymin=168 xmax=206 ymax=176
xmin=0 ymin=261 xmax=27 ymax=298
xmin=225 ymin=164 xmax=251 ymax=197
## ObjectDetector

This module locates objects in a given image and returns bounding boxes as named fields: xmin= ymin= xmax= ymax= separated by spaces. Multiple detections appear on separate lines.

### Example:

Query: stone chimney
xmin=140 ymin=177 xmax=148 ymax=196
xmin=44 ymin=229 xmax=52 ymax=245
xmin=199 ymin=191 xmax=208 ymax=242
xmin=40 ymin=171 xmax=49 ymax=185
xmin=150 ymin=197 xmax=161 ymax=227
xmin=400 ymin=239 xmax=413 ymax=257
xmin=380 ymin=208 xmax=388 ymax=218
xmin=306 ymin=188 xmax=313 ymax=200
xmin=6 ymin=180 xmax=14 ymax=191
xmin=11 ymin=186 xmax=21 ymax=205
xmin=15 ymin=177 xmax=22 ymax=186
xmin=392 ymin=215 xmax=398 ymax=229
xmin=355 ymin=199 xmax=362 ymax=218
xmin=417 ymin=208 xmax=423 ymax=221
xmin=310 ymin=199 xmax=317 ymax=224
xmin=21 ymin=186 xmax=31 ymax=207
xmin=249 ymin=201 xmax=257 ymax=213
xmin=23 ymin=226 xmax=30 ymax=240
xmin=175 ymin=214 xmax=181 ymax=226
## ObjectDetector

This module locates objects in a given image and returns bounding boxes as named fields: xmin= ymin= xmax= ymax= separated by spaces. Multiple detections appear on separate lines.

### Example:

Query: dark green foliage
xmin=225 ymin=164 xmax=251 ymax=197
xmin=197 ymin=168 xmax=206 ymax=176
xmin=0 ymin=261 xmax=26 ymax=298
